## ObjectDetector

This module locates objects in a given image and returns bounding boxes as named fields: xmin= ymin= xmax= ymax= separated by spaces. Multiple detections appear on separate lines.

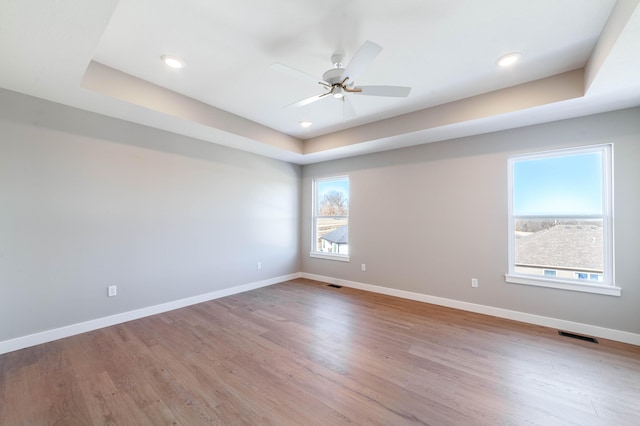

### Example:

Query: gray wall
xmin=302 ymin=107 xmax=640 ymax=334
xmin=0 ymin=91 xmax=301 ymax=342
xmin=2 ymin=87 xmax=639 ymax=343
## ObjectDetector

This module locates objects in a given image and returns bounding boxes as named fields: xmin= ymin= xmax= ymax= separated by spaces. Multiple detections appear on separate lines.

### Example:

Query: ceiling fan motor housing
xmin=322 ymin=68 xmax=345 ymax=85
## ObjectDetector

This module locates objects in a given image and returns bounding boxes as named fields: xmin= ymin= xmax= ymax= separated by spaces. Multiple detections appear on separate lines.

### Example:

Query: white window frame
xmin=505 ymin=144 xmax=619 ymax=296
xmin=310 ymin=176 xmax=350 ymax=262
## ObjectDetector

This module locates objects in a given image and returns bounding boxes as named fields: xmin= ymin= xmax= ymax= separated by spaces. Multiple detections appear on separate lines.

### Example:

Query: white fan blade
xmin=355 ymin=85 xmax=412 ymax=97
xmin=342 ymin=40 xmax=383 ymax=82
xmin=270 ymin=62 xmax=323 ymax=85
xmin=342 ymin=97 xmax=356 ymax=122
xmin=285 ymin=92 xmax=331 ymax=109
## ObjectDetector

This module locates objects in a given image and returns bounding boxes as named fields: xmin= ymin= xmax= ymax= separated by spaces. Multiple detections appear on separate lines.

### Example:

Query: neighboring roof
xmin=321 ymin=225 xmax=348 ymax=244
xmin=515 ymin=225 xmax=603 ymax=271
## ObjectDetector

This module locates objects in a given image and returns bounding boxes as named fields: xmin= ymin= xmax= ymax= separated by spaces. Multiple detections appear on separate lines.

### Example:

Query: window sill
xmin=309 ymin=252 xmax=350 ymax=262
xmin=505 ymin=274 xmax=621 ymax=296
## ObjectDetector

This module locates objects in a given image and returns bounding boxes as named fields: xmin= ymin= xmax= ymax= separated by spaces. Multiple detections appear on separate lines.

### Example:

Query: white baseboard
xmin=4 ymin=271 xmax=637 ymax=355
xmin=301 ymin=273 xmax=640 ymax=346
xmin=0 ymin=273 xmax=302 ymax=355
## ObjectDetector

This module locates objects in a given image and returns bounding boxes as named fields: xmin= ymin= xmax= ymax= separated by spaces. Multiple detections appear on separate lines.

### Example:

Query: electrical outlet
xmin=108 ymin=285 xmax=117 ymax=297
xmin=471 ymin=278 xmax=478 ymax=288
xmin=361 ymin=263 xmax=366 ymax=272
xmin=257 ymin=262 xmax=262 ymax=270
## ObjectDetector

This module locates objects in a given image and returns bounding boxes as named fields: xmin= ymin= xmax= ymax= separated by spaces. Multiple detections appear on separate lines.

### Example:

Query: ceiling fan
xmin=271 ymin=40 xmax=412 ymax=109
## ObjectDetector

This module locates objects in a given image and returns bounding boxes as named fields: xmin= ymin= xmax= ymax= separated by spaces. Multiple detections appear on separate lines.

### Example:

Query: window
xmin=506 ymin=145 xmax=618 ymax=296
xmin=311 ymin=176 xmax=349 ymax=261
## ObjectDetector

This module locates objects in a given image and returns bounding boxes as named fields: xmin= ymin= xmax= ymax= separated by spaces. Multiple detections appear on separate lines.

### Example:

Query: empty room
xmin=1 ymin=1 xmax=640 ymax=424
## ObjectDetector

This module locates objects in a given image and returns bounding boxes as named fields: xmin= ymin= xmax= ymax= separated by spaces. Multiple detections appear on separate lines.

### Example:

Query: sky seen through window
xmin=513 ymin=152 xmax=603 ymax=217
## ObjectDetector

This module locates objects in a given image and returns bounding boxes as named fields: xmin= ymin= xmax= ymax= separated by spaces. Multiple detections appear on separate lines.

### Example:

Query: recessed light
xmin=161 ymin=55 xmax=184 ymax=69
xmin=497 ymin=52 xmax=520 ymax=67
xmin=300 ymin=121 xmax=312 ymax=128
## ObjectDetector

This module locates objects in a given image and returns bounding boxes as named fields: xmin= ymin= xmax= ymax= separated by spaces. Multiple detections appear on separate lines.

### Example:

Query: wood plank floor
xmin=1 ymin=278 xmax=639 ymax=425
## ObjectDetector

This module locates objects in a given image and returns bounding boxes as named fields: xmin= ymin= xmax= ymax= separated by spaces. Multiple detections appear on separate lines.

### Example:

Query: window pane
xmin=315 ymin=217 xmax=348 ymax=254
xmin=312 ymin=176 xmax=349 ymax=256
xmin=513 ymin=152 xmax=602 ymax=216
xmin=514 ymin=218 xmax=603 ymax=279
xmin=316 ymin=179 xmax=349 ymax=216
xmin=508 ymin=145 xmax=614 ymax=292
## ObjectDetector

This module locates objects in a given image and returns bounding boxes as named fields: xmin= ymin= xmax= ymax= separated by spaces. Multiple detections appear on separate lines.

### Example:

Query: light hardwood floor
xmin=1 ymin=278 xmax=639 ymax=425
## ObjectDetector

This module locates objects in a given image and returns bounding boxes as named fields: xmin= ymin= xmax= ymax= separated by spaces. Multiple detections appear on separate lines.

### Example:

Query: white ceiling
xmin=1 ymin=0 xmax=639 ymax=164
